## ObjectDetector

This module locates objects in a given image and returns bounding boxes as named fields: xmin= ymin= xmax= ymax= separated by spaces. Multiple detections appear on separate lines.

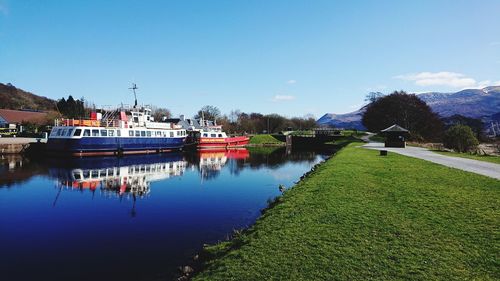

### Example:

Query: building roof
xmin=0 ymin=109 xmax=49 ymax=125
xmin=381 ymin=124 xmax=409 ymax=132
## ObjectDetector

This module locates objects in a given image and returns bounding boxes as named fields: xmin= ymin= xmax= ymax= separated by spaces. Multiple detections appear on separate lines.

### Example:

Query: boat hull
xmin=46 ymin=136 xmax=186 ymax=156
xmin=197 ymin=136 xmax=249 ymax=149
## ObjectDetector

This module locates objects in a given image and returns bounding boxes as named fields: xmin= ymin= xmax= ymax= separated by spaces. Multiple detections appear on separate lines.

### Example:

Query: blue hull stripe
xmin=47 ymin=137 xmax=186 ymax=152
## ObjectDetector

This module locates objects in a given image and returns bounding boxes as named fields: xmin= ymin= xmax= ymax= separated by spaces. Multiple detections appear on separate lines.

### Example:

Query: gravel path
xmin=363 ymin=142 xmax=500 ymax=180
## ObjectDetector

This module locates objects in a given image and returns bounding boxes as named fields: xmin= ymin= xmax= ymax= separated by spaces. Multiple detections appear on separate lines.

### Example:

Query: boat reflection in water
xmin=46 ymin=149 xmax=252 ymax=198
xmin=195 ymin=148 xmax=250 ymax=181
xmin=48 ymin=154 xmax=186 ymax=205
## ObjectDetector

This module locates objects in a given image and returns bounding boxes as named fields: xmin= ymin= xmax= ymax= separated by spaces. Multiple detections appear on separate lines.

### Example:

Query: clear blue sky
xmin=1 ymin=0 xmax=499 ymax=118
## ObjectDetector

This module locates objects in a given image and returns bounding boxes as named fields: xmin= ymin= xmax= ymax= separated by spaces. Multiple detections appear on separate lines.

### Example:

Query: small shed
xmin=381 ymin=124 xmax=409 ymax=148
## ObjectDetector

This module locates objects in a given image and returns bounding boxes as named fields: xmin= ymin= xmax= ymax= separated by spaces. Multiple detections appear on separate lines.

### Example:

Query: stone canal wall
xmin=0 ymin=138 xmax=46 ymax=154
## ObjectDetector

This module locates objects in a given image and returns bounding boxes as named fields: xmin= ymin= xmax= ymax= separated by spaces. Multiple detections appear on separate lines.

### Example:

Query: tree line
xmin=195 ymin=105 xmax=317 ymax=134
xmin=55 ymin=99 xmax=316 ymax=134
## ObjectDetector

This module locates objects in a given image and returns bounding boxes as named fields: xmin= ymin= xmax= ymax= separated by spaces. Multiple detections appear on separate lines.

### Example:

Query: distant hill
xmin=318 ymin=86 xmax=500 ymax=129
xmin=418 ymin=86 xmax=500 ymax=118
xmin=317 ymin=109 xmax=366 ymax=130
xmin=0 ymin=83 xmax=56 ymax=111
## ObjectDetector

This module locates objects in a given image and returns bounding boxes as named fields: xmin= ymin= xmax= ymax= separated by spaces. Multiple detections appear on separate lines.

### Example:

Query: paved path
xmin=363 ymin=142 xmax=500 ymax=180
xmin=360 ymin=132 xmax=375 ymax=142
xmin=0 ymin=137 xmax=47 ymax=144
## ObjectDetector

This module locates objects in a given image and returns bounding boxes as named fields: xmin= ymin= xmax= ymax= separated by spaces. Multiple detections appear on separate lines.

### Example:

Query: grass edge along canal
xmin=191 ymin=143 xmax=499 ymax=281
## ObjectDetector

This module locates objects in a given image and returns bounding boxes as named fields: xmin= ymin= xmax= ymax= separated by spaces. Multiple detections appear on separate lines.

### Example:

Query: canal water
xmin=0 ymin=147 xmax=332 ymax=281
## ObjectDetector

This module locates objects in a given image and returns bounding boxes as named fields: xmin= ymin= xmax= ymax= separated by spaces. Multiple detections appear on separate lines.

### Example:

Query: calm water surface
xmin=0 ymin=147 xmax=332 ymax=281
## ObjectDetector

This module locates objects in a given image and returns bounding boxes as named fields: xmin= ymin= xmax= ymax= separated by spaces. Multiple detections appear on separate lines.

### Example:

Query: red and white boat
xmin=197 ymin=121 xmax=249 ymax=149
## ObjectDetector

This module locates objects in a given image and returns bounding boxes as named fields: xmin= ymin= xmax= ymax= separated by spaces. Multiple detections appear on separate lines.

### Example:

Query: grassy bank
xmin=434 ymin=150 xmax=500 ymax=164
xmin=194 ymin=143 xmax=499 ymax=280
xmin=248 ymin=134 xmax=284 ymax=145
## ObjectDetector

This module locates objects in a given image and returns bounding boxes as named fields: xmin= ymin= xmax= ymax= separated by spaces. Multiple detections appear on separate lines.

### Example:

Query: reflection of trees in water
xmin=238 ymin=147 xmax=331 ymax=171
xmin=0 ymin=155 xmax=48 ymax=188
xmin=185 ymin=147 xmax=335 ymax=181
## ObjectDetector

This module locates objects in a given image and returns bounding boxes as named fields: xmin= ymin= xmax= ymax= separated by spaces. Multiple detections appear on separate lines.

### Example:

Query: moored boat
xmin=46 ymin=106 xmax=187 ymax=156
xmin=196 ymin=120 xmax=249 ymax=149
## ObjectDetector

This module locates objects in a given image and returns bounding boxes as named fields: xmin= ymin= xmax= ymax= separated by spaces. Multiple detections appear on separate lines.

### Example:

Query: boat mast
xmin=129 ymin=83 xmax=138 ymax=108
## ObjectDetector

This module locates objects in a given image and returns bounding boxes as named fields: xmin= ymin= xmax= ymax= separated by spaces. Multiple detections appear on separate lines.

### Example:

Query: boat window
xmin=211 ymin=134 xmax=216 ymax=137
xmin=157 ymin=131 xmax=161 ymax=137
xmin=92 ymin=130 xmax=99 ymax=136
xmin=91 ymin=170 xmax=98 ymax=178
xmin=133 ymin=117 xmax=139 ymax=122
xmin=83 ymin=129 xmax=91 ymax=136
xmin=108 ymin=130 xmax=114 ymax=137
xmin=176 ymin=131 xmax=180 ymax=136
xmin=117 ymin=130 xmax=121 ymax=137
xmin=129 ymin=130 xmax=134 ymax=137
xmin=135 ymin=130 xmax=140 ymax=137
xmin=163 ymin=132 xmax=167 ymax=137
xmin=203 ymin=133 xmax=208 ymax=137
xmin=170 ymin=132 xmax=174 ymax=137
xmin=73 ymin=129 xmax=82 ymax=137
xmin=147 ymin=131 xmax=151 ymax=137
xmin=141 ymin=131 xmax=146 ymax=137
xmin=73 ymin=172 xmax=81 ymax=180
xmin=61 ymin=129 xmax=67 ymax=136
xmin=100 ymin=130 xmax=107 ymax=137
xmin=218 ymin=134 xmax=223 ymax=138
xmin=66 ymin=129 xmax=73 ymax=136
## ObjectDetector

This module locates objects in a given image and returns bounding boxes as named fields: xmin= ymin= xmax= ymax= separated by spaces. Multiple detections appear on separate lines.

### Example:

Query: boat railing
xmin=56 ymin=118 xmax=120 ymax=128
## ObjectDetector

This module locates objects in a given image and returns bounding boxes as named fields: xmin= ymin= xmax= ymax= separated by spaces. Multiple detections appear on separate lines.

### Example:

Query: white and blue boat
xmin=47 ymin=106 xmax=187 ymax=156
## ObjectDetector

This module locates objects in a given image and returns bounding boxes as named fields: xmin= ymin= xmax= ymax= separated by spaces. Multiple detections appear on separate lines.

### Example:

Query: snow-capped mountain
xmin=418 ymin=86 xmax=500 ymax=118
xmin=317 ymin=86 xmax=500 ymax=129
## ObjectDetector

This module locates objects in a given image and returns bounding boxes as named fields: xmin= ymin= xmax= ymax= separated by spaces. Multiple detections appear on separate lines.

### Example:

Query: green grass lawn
xmin=194 ymin=143 xmax=499 ymax=281
xmin=433 ymin=150 xmax=500 ymax=164
xmin=246 ymin=146 xmax=282 ymax=154
xmin=249 ymin=134 xmax=284 ymax=145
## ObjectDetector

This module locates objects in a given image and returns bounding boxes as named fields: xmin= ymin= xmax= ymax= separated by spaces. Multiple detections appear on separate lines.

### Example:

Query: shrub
xmin=443 ymin=124 xmax=479 ymax=153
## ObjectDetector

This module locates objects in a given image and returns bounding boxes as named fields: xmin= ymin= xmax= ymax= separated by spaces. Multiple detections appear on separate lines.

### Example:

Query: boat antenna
xmin=129 ymin=83 xmax=138 ymax=108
